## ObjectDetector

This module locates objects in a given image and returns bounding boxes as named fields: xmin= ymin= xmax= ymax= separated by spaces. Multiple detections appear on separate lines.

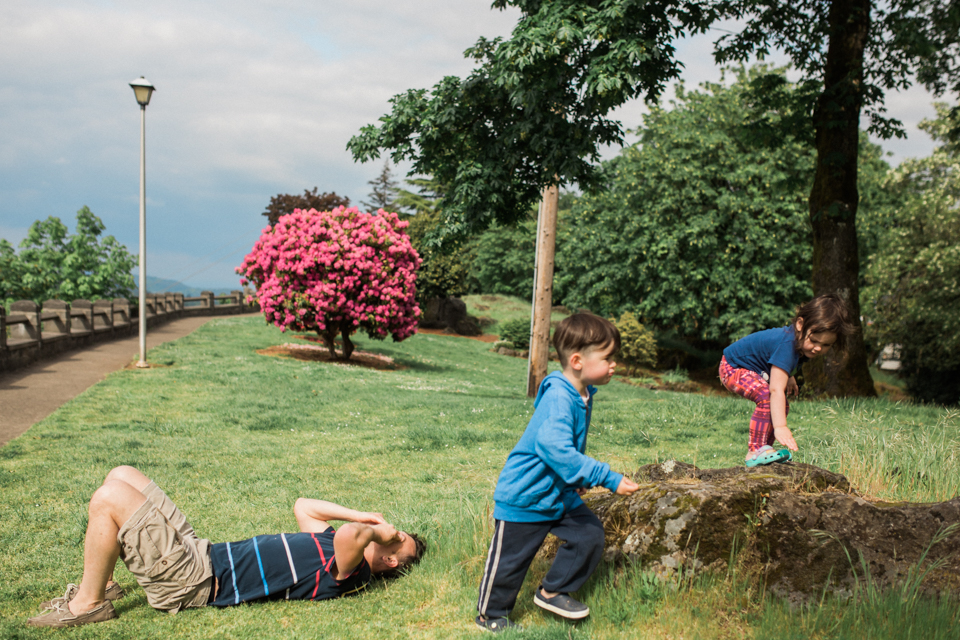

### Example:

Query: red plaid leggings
xmin=718 ymin=356 xmax=790 ymax=452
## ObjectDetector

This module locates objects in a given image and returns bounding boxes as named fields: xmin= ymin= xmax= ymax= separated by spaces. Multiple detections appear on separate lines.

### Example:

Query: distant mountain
xmin=137 ymin=276 xmax=236 ymax=297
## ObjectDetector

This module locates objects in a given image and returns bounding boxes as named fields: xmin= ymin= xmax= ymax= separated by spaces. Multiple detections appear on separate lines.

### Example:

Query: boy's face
xmin=568 ymin=343 xmax=618 ymax=386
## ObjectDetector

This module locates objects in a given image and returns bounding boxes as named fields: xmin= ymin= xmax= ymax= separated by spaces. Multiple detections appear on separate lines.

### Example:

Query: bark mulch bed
xmin=256 ymin=340 xmax=405 ymax=371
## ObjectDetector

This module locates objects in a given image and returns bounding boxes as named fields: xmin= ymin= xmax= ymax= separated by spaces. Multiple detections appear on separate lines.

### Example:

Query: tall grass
xmin=804 ymin=404 xmax=960 ymax=501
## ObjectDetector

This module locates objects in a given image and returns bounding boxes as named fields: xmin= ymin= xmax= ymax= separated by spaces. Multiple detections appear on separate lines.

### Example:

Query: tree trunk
xmin=320 ymin=326 xmax=339 ymax=360
xmin=804 ymin=0 xmax=876 ymax=397
xmin=340 ymin=321 xmax=355 ymax=360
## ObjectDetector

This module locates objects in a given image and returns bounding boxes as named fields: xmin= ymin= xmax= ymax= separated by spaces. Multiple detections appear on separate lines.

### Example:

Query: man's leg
xmin=68 ymin=476 xmax=149 ymax=615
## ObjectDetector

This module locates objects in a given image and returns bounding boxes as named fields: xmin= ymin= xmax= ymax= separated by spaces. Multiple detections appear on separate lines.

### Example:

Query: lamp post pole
xmin=129 ymin=77 xmax=156 ymax=369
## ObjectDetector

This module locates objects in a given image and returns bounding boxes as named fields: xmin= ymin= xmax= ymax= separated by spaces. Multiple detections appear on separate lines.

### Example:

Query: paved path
xmin=0 ymin=314 xmax=259 ymax=447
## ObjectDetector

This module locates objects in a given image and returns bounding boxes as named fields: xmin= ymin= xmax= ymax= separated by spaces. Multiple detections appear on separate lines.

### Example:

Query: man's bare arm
xmin=332 ymin=522 xmax=403 ymax=579
xmin=293 ymin=498 xmax=386 ymax=533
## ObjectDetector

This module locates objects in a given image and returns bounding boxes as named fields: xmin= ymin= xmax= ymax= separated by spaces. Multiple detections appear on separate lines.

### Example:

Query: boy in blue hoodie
xmin=476 ymin=313 xmax=640 ymax=632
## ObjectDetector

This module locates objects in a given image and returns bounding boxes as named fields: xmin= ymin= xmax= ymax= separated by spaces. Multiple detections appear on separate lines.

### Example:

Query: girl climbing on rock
xmin=719 ymin=294 xmax=856 ymax=466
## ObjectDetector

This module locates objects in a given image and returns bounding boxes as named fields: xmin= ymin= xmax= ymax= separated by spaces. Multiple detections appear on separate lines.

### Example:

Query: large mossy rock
xmin=575 ymin=461 xmax=960 ymax=603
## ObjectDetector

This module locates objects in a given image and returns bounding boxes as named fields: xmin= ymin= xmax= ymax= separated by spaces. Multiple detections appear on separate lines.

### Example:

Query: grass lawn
xmin=1 ymin=310 xmax=958 ymax=639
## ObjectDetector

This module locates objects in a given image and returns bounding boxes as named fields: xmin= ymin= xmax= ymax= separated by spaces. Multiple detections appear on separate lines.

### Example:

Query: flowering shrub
xmin=237 ymin=206 xmax=421 ymax=359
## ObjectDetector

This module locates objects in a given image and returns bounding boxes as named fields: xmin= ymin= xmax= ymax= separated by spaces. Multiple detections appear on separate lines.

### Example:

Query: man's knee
xmin=89 ymin=479 xmax=142 ymax=517
xmin=104 ymin=465 xmax=140 ymax=485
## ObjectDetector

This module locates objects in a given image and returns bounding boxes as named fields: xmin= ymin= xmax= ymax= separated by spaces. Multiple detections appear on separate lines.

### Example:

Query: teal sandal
xmin=745 ymin=445 xmax=792 ymax=467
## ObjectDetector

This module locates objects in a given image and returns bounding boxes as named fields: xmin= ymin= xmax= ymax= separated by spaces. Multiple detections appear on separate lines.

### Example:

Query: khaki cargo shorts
xmin=117 ymin=482 xmax=213 ymax=613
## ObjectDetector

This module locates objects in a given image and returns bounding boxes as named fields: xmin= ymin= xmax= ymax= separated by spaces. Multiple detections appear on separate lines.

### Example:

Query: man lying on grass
xmin=28 ymin=465 xmax=425 ymax=628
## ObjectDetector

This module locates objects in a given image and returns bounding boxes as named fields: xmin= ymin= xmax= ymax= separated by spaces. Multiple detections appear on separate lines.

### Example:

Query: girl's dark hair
xmin=553 ymin=312 xmax=621 ymax=364
xmin=793 ymin=294 xmax=858 ymax=352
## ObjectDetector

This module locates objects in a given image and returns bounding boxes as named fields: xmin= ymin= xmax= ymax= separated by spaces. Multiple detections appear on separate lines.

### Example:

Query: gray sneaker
xmin=27 ymin=600 xmax=117 ymax=628
xmin=40 ymin=583 xmax=126 ymax=610
xmin=533 ymin=588 xmax=590 ymax=619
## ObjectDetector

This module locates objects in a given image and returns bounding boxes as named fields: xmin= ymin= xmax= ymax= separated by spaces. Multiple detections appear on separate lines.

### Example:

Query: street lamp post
xmin=129 ymin=76 xmax=156 ymax=369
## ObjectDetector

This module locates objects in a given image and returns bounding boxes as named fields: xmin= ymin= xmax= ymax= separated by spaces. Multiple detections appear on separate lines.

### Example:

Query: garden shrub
xmin=498 ymin=318 xmax=531 ymax=349
xmin=237 ymin=206 xmax=421 ymax=360
xmin=615 ymin=312 xmax=657 ymax=373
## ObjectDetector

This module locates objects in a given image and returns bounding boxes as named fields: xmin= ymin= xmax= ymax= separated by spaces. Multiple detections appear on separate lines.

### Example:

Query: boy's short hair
xmin=553 ymin=312 xmax=621 ymax=364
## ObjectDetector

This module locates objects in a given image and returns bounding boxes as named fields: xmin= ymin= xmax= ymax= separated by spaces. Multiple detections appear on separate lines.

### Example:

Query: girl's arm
xmin=769 ymin=366 xmax=798 ymax=451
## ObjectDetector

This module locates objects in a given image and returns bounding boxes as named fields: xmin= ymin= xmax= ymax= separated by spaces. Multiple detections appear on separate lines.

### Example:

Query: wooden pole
xmin=526 ymin=183 xmax=559 ymax=397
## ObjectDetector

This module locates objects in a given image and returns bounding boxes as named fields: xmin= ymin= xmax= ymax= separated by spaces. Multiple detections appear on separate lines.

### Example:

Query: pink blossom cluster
xmin=236 ymin=206 xmax=422 ymax=341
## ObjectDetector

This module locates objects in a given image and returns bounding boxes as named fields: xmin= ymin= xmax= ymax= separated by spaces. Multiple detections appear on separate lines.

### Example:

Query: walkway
xmin=0 ymin=313 xmax=259 ymax=447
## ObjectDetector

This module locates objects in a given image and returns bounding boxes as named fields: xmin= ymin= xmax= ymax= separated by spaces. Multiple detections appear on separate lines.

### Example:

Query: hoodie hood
xmin=534 ymin=371 xmax=596 ymax=410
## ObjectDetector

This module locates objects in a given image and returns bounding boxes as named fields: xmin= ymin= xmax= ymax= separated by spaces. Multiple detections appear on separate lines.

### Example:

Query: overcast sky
xmin=0 ymin=1 xmax=945 ymax=290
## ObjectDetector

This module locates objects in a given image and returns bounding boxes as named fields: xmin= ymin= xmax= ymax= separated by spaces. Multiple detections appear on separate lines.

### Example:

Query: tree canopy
xmin=262 ymin=188 xmax=350 ymax=227
xmin=396 ymin=177 xmax=471 ymax=300
xmin=349 ymin=0 xmax=959 ymax=396
xmin=2 ymin=207 xmax=136 ymax=306
xmin=348 ymin=0 xmax=719 ymax=241
xmin=557 ymin=67 xmax=816 ymax=343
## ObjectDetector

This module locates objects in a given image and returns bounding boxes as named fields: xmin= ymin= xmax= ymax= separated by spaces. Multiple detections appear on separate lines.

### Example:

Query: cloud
xmin=0 ymin=2 xmax=950 ymax=288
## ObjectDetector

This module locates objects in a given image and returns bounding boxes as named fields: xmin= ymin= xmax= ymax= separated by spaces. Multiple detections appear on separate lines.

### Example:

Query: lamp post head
xmin=129 ymin=76 xmax=156 ymax=106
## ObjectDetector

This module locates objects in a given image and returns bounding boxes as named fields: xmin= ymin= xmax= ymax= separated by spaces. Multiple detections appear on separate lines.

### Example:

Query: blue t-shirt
xmin=208 ymin=530 xmax=370 ymax=607
xmin=723 ymin=326 xmax=803 ymax=377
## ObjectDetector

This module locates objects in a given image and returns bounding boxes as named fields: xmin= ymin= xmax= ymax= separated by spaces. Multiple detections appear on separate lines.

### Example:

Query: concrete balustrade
xmin=1 ymin=292 xmax=257 ymax=374
xmin=93 ymin=300 xmax=113 ymax=332
xmin=112 ymin=298 xmax=130 ymax=327
xmin=41 ymin=300 xmax=71 ymax=340
xmin=71 ymin=300 xmax=93 ymax=335
xmin=9 ymin=301 xmax=41 ymax=344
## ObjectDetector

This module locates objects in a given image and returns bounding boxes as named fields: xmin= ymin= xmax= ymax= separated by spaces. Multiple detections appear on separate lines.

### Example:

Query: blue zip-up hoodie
xmin=493 ymin=371 xmax=624 ymax=522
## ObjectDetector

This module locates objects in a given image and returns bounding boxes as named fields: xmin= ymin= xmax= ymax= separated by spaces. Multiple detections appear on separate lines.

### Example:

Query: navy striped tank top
xmin=208 ymin=529 xmax=370 ymax=607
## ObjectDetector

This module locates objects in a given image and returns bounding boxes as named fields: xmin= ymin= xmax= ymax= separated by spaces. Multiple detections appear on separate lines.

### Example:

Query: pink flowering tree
xmin=237 ymin=206 xmax=421 ymax=360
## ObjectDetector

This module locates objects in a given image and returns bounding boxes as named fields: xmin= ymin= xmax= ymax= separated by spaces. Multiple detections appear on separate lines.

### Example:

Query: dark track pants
xmin=477 ymin=504 xmax=605 ymax=619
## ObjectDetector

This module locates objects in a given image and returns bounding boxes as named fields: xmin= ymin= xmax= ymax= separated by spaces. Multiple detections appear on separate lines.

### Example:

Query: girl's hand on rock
xmin=774 ymin=426 xmax=798 ymax=451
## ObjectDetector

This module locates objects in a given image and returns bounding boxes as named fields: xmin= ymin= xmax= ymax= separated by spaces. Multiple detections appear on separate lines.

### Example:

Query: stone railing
xmin=1 ymin=291 xmax=254 ymax=374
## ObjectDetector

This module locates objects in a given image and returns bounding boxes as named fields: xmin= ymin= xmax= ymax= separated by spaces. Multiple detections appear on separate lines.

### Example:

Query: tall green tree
xmin=349 ymin=0 xmax=959 ymax=396
xmin=862 ymin=103 xmax=960 ymax=405
xmin=557 ymin=67 xmax=816 ymax=343
xmin=711 ymin=0 xmax=960 ymax=396
xmin=9 ymin=206 xmax=136 ymax=304
xmin=0 ymin=239 xmax=22 ymax=306
xmin=348 ymin=0 xmax=720 ymax=237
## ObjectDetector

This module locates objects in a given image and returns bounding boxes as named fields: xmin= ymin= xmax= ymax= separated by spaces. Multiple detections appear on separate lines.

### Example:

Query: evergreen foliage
xmin=361 ymin=160 xmax=399 ymax=213
xmin=498 ymin=317 xmax=531 ymax=349
xmin=468 ymin=218 xmax=537 ymax=299
xmin=397 ymin=177 xmax=470 ymax=300
xmin=615 ymin=312 xmax=658 ymax=373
